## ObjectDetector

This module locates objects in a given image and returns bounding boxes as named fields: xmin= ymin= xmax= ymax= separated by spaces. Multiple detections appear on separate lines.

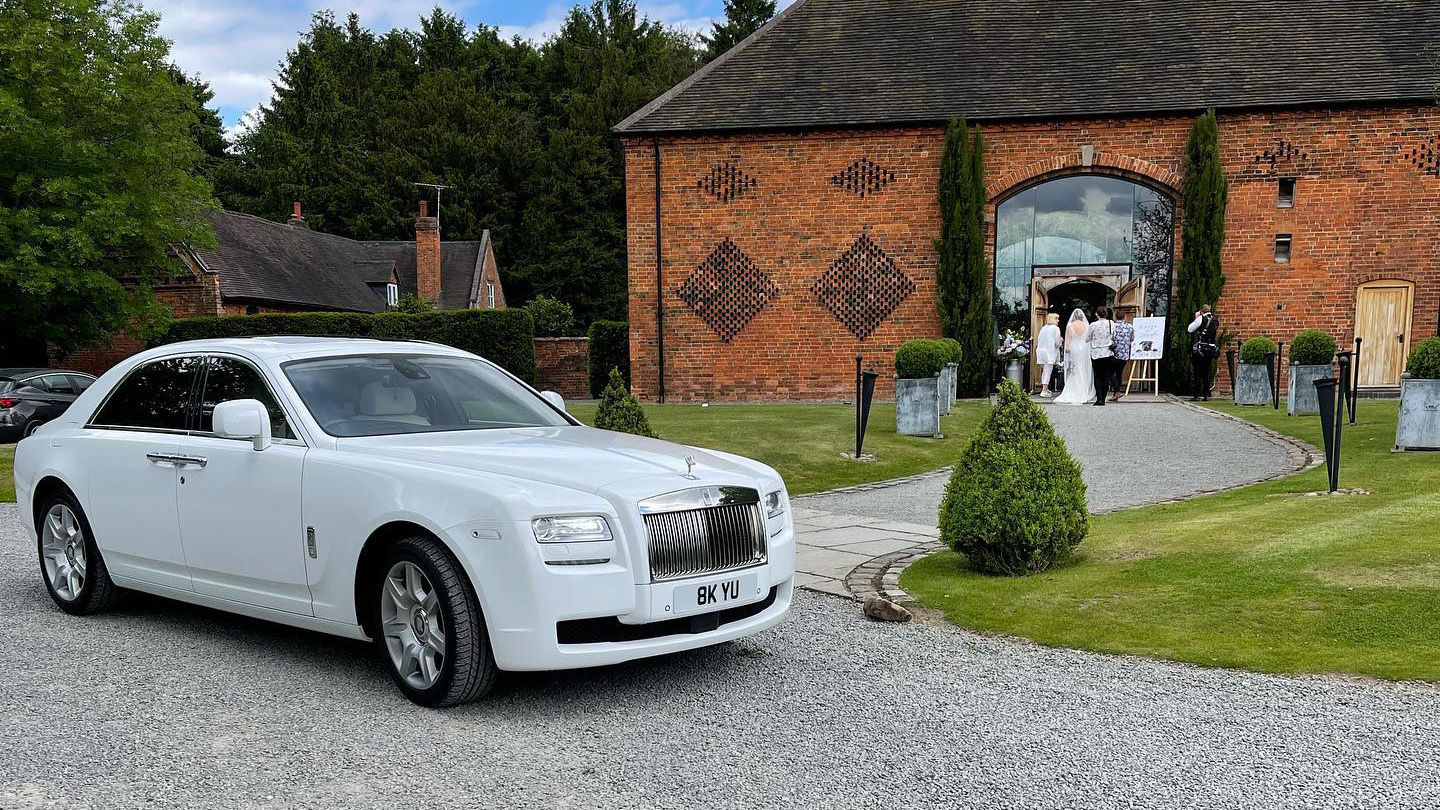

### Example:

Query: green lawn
xmin=567 ymin=401 xmax=986 ymax=495
xmin=903 ymin=400 xmax=1440 ymax=681
xmin=0 ymin=445 xmax=12 ymax=503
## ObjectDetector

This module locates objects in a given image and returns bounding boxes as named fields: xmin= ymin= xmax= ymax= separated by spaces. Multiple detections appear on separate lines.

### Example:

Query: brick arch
xmin=986 ymin=152 xmax=1182 ymax=201
xmin=1356 ymin=272 xmax=1420 ymax=285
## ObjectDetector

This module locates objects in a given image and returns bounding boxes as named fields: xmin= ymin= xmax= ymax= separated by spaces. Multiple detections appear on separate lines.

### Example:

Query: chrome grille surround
xmin=639 ymin=486 xmax=768 ymax=582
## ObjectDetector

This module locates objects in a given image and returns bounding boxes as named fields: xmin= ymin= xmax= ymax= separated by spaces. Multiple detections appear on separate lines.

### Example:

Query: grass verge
xmin=902 ymin=400 xmax=1440 ymax=681
xmin=566 ymin=401 xmax=985 ymax=495
xmin=0 ymin=445 xmax=12 ymax=503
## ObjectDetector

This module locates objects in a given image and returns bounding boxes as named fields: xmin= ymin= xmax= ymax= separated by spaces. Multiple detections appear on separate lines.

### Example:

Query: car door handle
xmin=146 ymin=453 xmax=208 ymax=468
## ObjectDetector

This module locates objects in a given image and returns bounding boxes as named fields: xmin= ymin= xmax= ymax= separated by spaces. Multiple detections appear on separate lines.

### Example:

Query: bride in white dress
xmin=1054 ymin=309 xmax=1095 ymax=405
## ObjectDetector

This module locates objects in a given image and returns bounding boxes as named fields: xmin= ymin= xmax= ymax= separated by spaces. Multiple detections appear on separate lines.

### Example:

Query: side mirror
xmin=213 ymin=398 xmax=272 ymax=451
xmin=540 ymin=390 xmax=566 ymax=413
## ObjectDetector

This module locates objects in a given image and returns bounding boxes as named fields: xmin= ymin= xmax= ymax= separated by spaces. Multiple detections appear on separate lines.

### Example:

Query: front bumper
xmin=444 ymin=519 xmax=796 ymax=671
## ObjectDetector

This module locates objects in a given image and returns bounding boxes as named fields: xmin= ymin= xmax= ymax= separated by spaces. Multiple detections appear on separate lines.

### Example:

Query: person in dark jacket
xmin=1187 ymin=304 xmax=1220 ymax=401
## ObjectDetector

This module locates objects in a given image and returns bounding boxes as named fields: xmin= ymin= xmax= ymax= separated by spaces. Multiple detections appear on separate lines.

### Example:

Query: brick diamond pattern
xmin=1406 ymin=137 xmax=1440 ymax=178
xmin=830 ymin=157 xmax=895 ymax=197
xmin=811 ymin=233 xmax=914 ymax=340
xmin=696 ymin=162 xmax=758 ymax=202
xmin=677 ymin=238 xmax=780 ymax=341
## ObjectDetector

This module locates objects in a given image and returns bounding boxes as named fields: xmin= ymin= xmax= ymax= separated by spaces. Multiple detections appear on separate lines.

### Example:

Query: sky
xmin=142 ymin=0 xmax=792 ymax=139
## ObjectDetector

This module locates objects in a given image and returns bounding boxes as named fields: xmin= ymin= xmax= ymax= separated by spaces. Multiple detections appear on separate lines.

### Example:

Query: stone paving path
xmin=792 ymin=398 xmax=1316 ymax=599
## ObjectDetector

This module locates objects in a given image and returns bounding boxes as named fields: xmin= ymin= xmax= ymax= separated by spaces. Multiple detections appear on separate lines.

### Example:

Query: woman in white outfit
xmin=1034 ymin=312 xmax=1063 ymax=397
xmin=1054 ymin=309 xmax=1094 ymax=404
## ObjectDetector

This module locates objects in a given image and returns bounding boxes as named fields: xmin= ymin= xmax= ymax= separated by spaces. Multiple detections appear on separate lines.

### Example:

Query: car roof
xmin=0 ymin=367 xmax=92 ymax=380
xmin=147 ymin=336 xmax=472 ymax=362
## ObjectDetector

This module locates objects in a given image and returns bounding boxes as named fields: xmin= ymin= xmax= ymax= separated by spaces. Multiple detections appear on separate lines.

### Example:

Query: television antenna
xmin=413 ymin=182 xmax=455 ymax=222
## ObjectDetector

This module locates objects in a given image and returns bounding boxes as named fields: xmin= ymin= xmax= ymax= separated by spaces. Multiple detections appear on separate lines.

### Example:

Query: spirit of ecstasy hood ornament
xmin=683 ymin=455 xmax=698 ymax=479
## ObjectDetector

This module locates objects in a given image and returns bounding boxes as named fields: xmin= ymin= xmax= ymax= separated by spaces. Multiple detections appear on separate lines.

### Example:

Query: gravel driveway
xmin=800 ymin=400 xmax=1300 ymax=523
xmin=3 ymin=503 xmax=1438 ymax=809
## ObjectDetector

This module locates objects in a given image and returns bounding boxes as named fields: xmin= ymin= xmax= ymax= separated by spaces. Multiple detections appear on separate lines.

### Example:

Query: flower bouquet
xmin=995 ymin=330 xmax=1031 ymax=362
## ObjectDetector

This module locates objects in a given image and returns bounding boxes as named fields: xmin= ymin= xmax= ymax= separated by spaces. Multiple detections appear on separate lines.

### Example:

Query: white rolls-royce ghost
xmin=13 ymin=337 xmax=795 ymax=706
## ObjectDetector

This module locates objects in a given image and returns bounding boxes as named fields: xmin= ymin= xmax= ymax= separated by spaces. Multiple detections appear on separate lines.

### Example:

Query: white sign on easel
xmin=1126 ymin=316 xmax=1166 ymax=395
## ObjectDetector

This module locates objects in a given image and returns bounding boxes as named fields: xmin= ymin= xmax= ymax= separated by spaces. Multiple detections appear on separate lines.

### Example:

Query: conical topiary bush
xmin=938 ymin=378 xmax=1088 ymax=575
xmin=594 ymin=366 xmax=655 ymax=438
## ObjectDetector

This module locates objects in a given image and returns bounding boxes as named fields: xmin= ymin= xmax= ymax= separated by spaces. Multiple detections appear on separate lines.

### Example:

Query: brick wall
xmin=625 ymin=103 xmax=1440 ymax=401
xmin=534 ymin=336 xmax=589 ymax=400
xmin=54 ymin=271 xmax=223 ymax=376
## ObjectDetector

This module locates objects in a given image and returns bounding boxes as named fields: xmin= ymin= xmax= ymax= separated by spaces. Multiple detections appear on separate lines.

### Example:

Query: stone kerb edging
xmin=811 ymin=397 xmax=1325 ymax=606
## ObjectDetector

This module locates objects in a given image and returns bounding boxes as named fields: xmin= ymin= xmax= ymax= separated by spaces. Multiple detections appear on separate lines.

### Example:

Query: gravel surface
xmin=800 ymin=400 xmax=1295 ymax=523
xmin=3 ymin=503 xmax=1439 ymax=809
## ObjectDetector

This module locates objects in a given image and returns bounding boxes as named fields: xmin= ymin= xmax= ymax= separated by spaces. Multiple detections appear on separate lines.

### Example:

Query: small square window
xmin=1274 ymin=234 xmax=1292 ymax=263
xmin=1277 ymin=178 xmax=1295 ymax=208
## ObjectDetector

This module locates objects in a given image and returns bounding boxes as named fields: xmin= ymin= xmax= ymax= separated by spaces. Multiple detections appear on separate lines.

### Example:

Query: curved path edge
xmin=794 ymin=397 xmax=1324 ymax=605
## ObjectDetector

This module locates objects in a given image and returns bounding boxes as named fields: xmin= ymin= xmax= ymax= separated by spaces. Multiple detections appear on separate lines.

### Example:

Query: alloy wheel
xmin=41 ymin=503 xmax=86 ymax=602
xmin=380 ymin=561 xmax=447 ymax=690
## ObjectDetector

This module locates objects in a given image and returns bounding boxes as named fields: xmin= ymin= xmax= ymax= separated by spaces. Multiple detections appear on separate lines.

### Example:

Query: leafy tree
xmin=939 ymin=379 xmax=1087 ymax=575
xmin=525 ymin=294 xmax=577 ymax=336
xmin=701 ymin=0 xmax=776 ymax=62
xmin=935 ymin=117 xmax=993 ymax=396
xmin=0 ymin=0 xmax=216 ymax=362
xmin=393 ymin=292 xmax=435 ymax=314
xmin=594 ymin=367 xmax=654 ymax=437
xmin=1166 ymin=109 xmax=1229 ymax=392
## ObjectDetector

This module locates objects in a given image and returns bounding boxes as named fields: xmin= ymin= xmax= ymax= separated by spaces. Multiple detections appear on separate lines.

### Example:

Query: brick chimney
xmin=287 ymin=201 xmax=308 ymax=229
xmin=415 ymin=199 xmax=440 ymax=305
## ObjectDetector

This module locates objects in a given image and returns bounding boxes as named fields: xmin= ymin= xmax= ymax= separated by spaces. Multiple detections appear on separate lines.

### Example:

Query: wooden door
xmin=1115 ymin=276 xmax=1147 ymax=316
xmin=1354 ymin=280 xmax=1414 ymax=387
xmin=1029 ymin=275 xmax=1047 ymax=389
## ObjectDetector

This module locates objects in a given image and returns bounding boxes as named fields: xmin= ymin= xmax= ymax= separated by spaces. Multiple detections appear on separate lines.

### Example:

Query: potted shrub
xmin=895 ymin=339 xmax=945 ymax=437
xmin=995 ymin=329 xmax=1030 ymax=388
xmin=1234 ymin=336 xmax=1276 ymax=405
xmin=940 ymin=338 xmax=963 ymax=411
xmin=1396 ymin=336 xmax=1440 ymax=451
xmin=939 ymin=379 xmax=1088 ymax=575
xmin=1286 ymin=329 xmax=1337 ymax=415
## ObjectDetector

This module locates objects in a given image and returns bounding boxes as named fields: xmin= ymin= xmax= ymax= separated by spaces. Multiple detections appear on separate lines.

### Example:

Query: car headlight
xmin=532 ymin=515 xmax=612 ymax=543
xmin=764 ymin=490 xmax=786 ymax=520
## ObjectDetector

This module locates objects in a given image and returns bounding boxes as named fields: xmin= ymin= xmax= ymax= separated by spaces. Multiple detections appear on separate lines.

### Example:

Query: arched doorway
xmin=994 ymin=173 xmax=1176 ymax=335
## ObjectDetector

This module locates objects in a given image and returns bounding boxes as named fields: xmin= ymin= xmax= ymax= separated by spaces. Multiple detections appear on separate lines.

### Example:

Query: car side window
xmin=40 ymin=375 xmax=78 ymax=395
xmin=90 ymin=357 xmax=203 ymax=431
xmin=197 ymin=357 xmax=294 ymax=440
xmin=69 ymin=375 xmax=94 ymax=393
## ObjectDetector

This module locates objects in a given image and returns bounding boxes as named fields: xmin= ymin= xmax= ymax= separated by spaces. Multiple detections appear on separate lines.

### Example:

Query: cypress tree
xmin=935 ymin=117 xmax=993 ymax=396
xmin=1166 ymin=109 xmax=1229 ymax=392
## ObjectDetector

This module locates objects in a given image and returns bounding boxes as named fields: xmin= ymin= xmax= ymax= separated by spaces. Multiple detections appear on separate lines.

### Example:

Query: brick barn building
xmin=62 ymin=201 xmax=508 ymax=373
xmin=617 ymin=0 xmax=1440 ymax=401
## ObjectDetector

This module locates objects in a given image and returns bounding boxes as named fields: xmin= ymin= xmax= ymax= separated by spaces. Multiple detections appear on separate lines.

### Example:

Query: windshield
xmin=283 ymin=354 xmax=571 ymax=437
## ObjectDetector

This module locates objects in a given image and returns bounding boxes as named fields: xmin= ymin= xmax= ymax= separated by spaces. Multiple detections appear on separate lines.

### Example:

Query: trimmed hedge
xmin=1238 ymin=336 xmax=1277 ymax=366
xmin=588 ymin=320 xmax=629 ymax=397
xmin=939 ymin=379 xmax=1088 ymax=575
xmin=1405 ymin=336 xmax=1440 ymax=379
xmin=595 ymin=367 xmax=654 ymax=437
xmin=896 ymin=339 xmax=949 ymax=379
xmin=1289 ymin=329 xmax=1337 ymax=366
xmin=939 ymin=337 xmax=964 ymax=365
xmin=157 ymin=308 xmax=537 ymax=383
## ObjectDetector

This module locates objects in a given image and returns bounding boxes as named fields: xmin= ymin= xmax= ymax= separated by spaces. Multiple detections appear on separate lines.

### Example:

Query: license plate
xmin=672 ymin=572 xmax=761 ymax=616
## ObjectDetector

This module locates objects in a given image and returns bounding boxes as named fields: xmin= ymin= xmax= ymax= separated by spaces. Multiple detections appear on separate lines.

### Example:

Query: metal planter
xmin=1233 ymin=362 xmax=1271 ymax=406
xmin=1287 ymin=363 xmax=1333 ymax=415
xmin=1395 ymin=376 xmax=1440 ymax=451
xmin=896 ymin=376 xmax=940 ymax=437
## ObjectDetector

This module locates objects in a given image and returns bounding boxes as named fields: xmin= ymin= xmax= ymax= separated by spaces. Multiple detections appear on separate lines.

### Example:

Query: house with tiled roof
xmin=617 ymin=0 xmax=1439 ymax=401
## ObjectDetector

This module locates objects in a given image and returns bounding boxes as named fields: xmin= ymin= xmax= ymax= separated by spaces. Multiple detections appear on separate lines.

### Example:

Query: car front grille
xmin=640 ymin=486 xmax=768 ymax=582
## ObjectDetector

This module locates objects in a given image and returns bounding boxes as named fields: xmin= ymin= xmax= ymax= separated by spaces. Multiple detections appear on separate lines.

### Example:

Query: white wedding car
xmin=13 ymin=337 xmax=794 ymax=706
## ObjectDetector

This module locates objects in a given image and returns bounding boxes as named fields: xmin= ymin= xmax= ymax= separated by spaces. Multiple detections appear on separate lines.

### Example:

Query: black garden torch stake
xmin=1350 ymin=337 xmax=1363 ymax=424
xmin=1225 ymin=346 xmax=1237 ymax=401
xmin=854 ymin=355 xmax=877 ymax=459
xmin=1264 ymin=350 xmax=1278 ymax=410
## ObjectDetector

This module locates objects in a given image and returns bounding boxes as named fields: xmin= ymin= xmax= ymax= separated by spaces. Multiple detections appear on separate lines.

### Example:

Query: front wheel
xmin=37 ymin=492 xmax=122 ymax=615
xmin=373 ymin=536 xmax=498 ymax=707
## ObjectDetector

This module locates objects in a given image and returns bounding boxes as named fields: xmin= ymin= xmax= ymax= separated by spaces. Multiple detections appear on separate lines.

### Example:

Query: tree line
xmin=0 ymin=0 xmax=775 ymax=361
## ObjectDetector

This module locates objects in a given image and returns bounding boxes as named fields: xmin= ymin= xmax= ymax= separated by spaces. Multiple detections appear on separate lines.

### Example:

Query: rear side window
xmin=196 ymin=357 xmax=294 ymax=440
xmin=69 ymin=375 xmax=94 ymax=393
xmin=91 ymin=357 xmax=203 ymax=431
xmin=39 ymin=375 xmax=78 ymax=395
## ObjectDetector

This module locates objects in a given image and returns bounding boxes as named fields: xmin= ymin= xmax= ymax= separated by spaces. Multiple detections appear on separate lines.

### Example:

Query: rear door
xmin=83 ymin=356 xmax=204 ymax=591
xmin=33 ymin=374 xmax=80 ymax=421
xmin=176 ymin=355 xmax=312 ymax=615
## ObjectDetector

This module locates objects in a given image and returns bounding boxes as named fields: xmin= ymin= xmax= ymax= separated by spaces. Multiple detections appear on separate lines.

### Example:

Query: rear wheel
xmin=373 ymin=536 xmax=497 ymax=707
xmin=37 ymin=492 xmax=121 ymax=615
xmin=23 ymin=419 xmax=44 ymax=437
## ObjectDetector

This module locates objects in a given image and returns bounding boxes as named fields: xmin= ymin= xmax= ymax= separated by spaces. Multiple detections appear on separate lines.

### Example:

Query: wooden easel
xmin=1124 ymin=359 xmax=1159 ymax=396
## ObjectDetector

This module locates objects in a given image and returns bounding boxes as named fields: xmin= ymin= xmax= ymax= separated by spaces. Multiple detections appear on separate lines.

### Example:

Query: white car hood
xmin=336 ymin=426 xmax=769 ymax=495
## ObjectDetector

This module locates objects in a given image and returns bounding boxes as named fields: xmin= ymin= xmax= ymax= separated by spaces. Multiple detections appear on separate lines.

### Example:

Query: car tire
xmin=373 ymin=535 xmax=498 ymax=707
xmin=23 ymin=419 xmax=44 ymax=438
xmin=37 ymin=491 xmax=122 ymax=615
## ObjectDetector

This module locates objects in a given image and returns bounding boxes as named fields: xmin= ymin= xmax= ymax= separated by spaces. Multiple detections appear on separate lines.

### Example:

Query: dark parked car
xmin=0 ymin=368 xmax=97 ymax=442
